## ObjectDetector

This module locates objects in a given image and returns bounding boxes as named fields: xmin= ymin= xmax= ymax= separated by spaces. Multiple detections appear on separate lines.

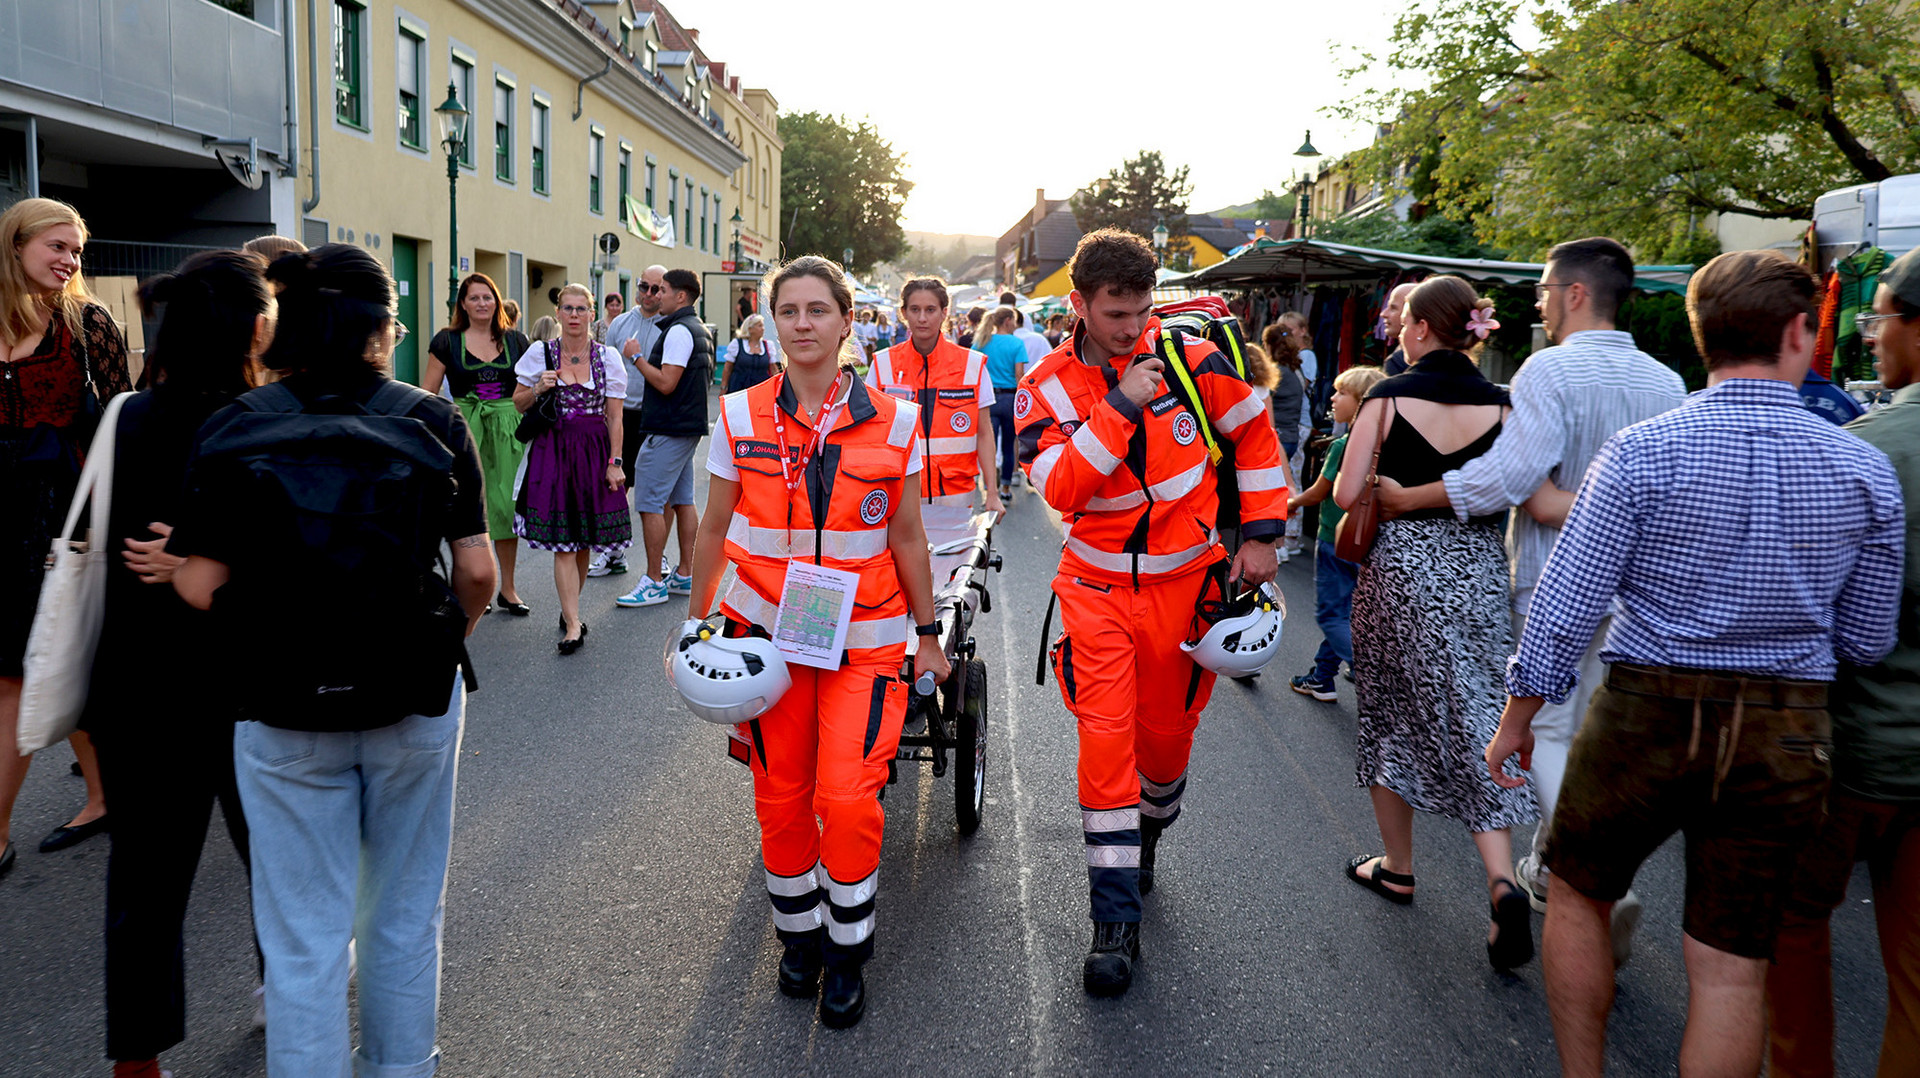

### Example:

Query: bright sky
xmin=671 ymin=0 xmax=1404 ymax=237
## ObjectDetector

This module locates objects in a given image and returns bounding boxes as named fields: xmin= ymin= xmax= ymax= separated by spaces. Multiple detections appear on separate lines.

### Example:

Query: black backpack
xmin=1152 ymin=304 xmax=1254 ymax=534
xmin=190 ymin=380 xmax=476 ymax=731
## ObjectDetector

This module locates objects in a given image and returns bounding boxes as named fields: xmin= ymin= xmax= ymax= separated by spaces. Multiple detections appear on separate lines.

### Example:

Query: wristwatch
xmin=914 ymin=621 xmax=941 ymax=638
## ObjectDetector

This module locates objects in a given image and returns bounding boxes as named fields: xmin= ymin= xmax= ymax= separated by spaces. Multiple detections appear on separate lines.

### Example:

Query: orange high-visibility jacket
xmin=865 ymin=337 xmax=993 ymax=503
xmin=1014 ymin=317 xmax=1288 ymax=587
xmin=712 ymin=375 xmax=921 ymax=664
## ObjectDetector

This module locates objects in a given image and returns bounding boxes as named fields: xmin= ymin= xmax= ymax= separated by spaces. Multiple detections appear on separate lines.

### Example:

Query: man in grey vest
xmin=616 ymin=268 xmax=712 ymax=608
xmin=592 ymin=263 xmax=667 ymax=577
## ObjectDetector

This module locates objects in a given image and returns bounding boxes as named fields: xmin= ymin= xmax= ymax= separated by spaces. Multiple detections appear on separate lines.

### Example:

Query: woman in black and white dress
xmin=1334 ymin=275 xmax=1538 ymax=971
xmin=719 ymin=313 xmax=780 ymax=394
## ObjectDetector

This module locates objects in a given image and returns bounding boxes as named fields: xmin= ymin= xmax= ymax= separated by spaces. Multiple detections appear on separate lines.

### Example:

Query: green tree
xmin=941 ymin=237 xmax=972 ymax=273
xmin=1070 ymin=150 xmax=1195 ymax=262
xmin=780 ymin=112 xmax=913 ymax=274
xmin=1312 ymin=211 xmax=1504 ymax=259
xmin=1338 ymin=0 xmax=1920 ymax=257
xmin=1249 ymin=189 xmax=1297 ymax=220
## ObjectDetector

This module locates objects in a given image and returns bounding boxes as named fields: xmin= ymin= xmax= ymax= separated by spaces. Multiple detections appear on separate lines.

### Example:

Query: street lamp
xmin=435 ymin=83 xmax=469 ymax=317
xmin=842 ymin=245 xmax=854 ymax=271
xmin=1151 ymin=218 xmax=1169 ymax=260
xmin=730 ymin=206 xmax=744 ymax=268
xmin=1293 ymin=129 xmax=1322 ymax=238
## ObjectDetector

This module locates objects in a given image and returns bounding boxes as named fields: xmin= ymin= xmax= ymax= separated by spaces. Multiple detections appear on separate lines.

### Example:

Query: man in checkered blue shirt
xmin=1486 ymin=250 xmax=1905 ymax=1078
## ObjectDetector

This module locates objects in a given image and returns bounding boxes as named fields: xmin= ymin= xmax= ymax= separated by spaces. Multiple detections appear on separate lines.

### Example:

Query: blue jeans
xmin=989 ymin=390 xmax=1019 ymax=486
xmin=235 ymin=681 xmax=465 ymax=1078
xmin=1312 ymin=541 xmax=1360 ymax=681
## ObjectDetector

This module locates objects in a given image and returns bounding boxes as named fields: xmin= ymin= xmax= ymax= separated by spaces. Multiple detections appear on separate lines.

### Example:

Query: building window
xmin=699 ymin=186 xmax=708 ymax=252
xmin=645 ymin=157 xmax=656 ymax=209
xmin=618 ymin=146 xmax=631 ymax=224
xmin=450 ymin=54 xmax=474 ymax=167
xmin=396 ymin=25 xmax=423 ymax=148
xmin=644 ymin=42 xmax=658 ymax=74
xmin=493 ymin=79 xmax=513 ymax=181
xmin=531 ymin=98 xmax=549 ymax=194
xmin=588 ymin=129 xmax=604 ymax=214
xmin=618 ymin=19 xmax=631 ymax=51
xmin=684 ymin=178 xmax=694 ymax=245
xmin=713 ymin=194 xmax=724 ymax=252
xmin=332 ymin=2 xmax=365 ymax=128
xmin=762 ymin=166 xmax=769 ymax=205
xmin=667 ymin=168 xmax=677 ymax=232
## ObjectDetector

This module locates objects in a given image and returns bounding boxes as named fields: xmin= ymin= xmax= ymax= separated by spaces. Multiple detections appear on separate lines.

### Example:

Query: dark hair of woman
xmin=1261 ymin=322 xmax=1302 ymax=370
xmin=764 ymin=255 xmax=854 ymax=315
xmin=261 ymin=243 xmax=396 ymax=377
xmin=447 ymin=272 xmax=508 ymax=341
xmin=138 ymin=249 xmax=270 ymax=398
xmin=1406 ymin=274 xmax=1494 ymax=354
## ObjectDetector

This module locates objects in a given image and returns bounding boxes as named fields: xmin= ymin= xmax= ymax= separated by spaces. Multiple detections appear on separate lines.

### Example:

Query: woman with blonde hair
xmin=720 ymin=313 xmax=781 ymax=393
xmin=528 ymin=314 xmax=560 ymax=343
xmin=1334 ymin=275 xmax=1536 ymax=970
xmin=513 ymin=282 xmax=631 ymax=653
xmin=0 ymin=197 xmax=132 ymax=877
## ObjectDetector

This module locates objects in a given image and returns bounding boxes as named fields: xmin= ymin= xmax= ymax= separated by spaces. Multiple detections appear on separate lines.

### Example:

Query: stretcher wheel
xmin=954 ymin=658 xmax=987 ymax=835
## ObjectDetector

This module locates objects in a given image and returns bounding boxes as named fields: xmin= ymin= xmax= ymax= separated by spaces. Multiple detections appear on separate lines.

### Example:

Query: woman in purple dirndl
xmin=513 ymin=283 xmax=632 ymax=654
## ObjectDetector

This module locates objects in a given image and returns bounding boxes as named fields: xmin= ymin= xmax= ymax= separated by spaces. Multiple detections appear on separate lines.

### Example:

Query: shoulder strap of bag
xmin=1364 ymin=397 xmax=1392 ymax=485
xmin=58 ymin=391 xmax=133 ymax=545
xmin=365 ymin=379 xmax=422 ymax=417
xmin=1158 ymin=330 xmax=1224 ymax=466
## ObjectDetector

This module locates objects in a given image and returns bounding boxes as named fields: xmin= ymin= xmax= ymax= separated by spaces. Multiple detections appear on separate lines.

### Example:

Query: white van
xmin=1813 ymin=173 xmax=1920 ymax=270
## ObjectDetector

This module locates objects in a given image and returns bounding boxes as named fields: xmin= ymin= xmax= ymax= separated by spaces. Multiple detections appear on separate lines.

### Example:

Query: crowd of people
xmin=0 ymin=189 xmax=1914 ymax=1077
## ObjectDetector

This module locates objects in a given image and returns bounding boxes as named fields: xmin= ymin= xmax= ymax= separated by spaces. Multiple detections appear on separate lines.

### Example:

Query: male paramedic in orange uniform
xmin=1016 ymin=228 xmax=1287 ymax=996
xmin=866 ymin=277 xmax=1006 ymax=517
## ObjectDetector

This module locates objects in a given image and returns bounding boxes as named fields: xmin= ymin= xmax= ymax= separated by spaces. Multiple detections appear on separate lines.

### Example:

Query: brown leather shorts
xmin=1543 ymin=663 xmax=1832 ymax=959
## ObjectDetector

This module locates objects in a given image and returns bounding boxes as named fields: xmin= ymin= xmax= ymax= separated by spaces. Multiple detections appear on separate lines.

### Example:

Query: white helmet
xmin=665 ymin=618 xmax=792 ymax=724
xmin=1180 ymin=582 xmax=1285 ymax=677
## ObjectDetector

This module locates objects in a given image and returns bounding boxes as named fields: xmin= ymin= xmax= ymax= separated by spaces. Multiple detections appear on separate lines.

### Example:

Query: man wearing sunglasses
xmin=592 ymin=264 xmax=668 ymax=577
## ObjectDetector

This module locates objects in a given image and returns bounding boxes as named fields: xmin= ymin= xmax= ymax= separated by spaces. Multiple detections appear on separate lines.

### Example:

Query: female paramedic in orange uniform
xmin=687 ymin=255 xmax=950 ymax=1029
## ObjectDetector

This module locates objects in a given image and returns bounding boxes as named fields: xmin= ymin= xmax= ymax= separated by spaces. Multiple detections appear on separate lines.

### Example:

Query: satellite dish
xmin=597 ymin=231 xmax=621 ymax=255
xmin=207 ymin=138 xmax=262 ymax=191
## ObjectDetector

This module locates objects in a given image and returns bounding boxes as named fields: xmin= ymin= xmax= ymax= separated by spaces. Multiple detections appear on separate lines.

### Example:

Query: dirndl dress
xmin=514 ymin=348 xmax=633 ymax=554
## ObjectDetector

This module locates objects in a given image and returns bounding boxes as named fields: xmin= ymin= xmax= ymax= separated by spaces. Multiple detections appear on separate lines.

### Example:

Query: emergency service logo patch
xmin=950 ymin=410 xmax=971 ymax=433
xmin=1171 ymin=411 xmax=1198 ymax=446
xmin=860 ymin=489 xmax=889 ymax=525
xmin=1059 ymin=420 xmax=1081 ymax=439
xmin=1013 ymin=388 xmax=1033 ymax=420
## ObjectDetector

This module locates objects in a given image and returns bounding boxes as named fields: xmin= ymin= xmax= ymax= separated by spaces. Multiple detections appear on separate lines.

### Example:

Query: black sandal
xmin=1488 ymin=880 xmax=1535 ymax=970
xmin=1346 ymin=854 xmax=1415 ymax=905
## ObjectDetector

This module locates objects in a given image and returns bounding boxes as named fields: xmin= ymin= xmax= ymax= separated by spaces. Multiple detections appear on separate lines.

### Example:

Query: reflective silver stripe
xmin=773 ymin=907 xmax=825 ymax=932
xmin=1065 ymin=534 xmax=1216 ymax=576
xmin=723 ymin=389 xmax=756 ymax=440
xmin=927 ymin=435 xmax=977 ymax=455
xmin=826 ymin=912 xmax=875 ymax=944
xmin=1139 ymin=800 xmax=1178 ymax=819
xmin=726 ymin=587 xmax=907 ymax=651
xmin=872 ymin=349 xmax=895 ymax=385
xmin=1217 ymin=393 xmax=1265 ymax=434
xmin=965 ymin=348 xmax=987 ymax=386
xmin=726 ymin=516 xmax=890 ymax=560
xmin=1149 ymin=460 xmax=1206 ymax=502
xmin=887 ymin=401 xmax=919 ymax=449
xmin=826 ymin=869 xmax=879 ymax=906
xmin=1085 ymin=491 xmax=1147 ymax=512
xmin=1036 ymin=375 xmax=1078 ymax=424
xmin=1082 ymin=807 xmax=1138 ymax=833
xmin=766 ymin=865 xmax=822 ymax=896
xmin=1071 ymin=423 xmax=1123 ymax=476
xmin=1028 ymin=443 xmax=1065 ymax=494
xmin=1235 ymin=465 xmax=1289 ymax=493
xmin=1139 ymin=774 xmax=1183 ymax=798
xmin=926 ymin=492 xmax=974 ymax=507
xmin=1086 ymin=845 xmax=1141 ymax=868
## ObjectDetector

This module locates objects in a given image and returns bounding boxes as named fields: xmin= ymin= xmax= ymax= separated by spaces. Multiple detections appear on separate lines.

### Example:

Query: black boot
xmin=777 ymin=930 xmax=824 ymax=998
xmin=819 ymin=959 xmax=866 ymax=1028
xmin=1083 ymin=921 xmax=1141 ymax=997
xmin=1139 ymin=816 xmax=1166 ymax=896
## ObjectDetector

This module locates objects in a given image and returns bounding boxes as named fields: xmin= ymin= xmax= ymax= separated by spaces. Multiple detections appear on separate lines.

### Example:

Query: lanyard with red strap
xmin=771 ymin=369 xmax=846 ymax=496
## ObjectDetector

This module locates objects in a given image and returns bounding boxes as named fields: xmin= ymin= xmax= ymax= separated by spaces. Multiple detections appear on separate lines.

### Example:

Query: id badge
xmin=773 ymin=561 xmax=859 ymax=670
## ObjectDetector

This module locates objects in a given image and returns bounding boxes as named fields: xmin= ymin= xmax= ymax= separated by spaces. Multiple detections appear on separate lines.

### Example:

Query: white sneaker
xmin=586 ymin=552 xmax=612 ymax=578
xmin=1276 ymin=545 xmax=1291 ymax=564
xmin=1515 ymin=853 xmax=1549 ymax=913
xmin=1611 ymin=890 xmax=1644 ymax=969
xmin=616 ymin=577 xmax=670 ymax=608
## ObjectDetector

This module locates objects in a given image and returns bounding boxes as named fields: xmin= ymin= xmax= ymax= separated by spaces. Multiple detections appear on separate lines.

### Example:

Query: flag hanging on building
xmin=626 ymin=196 xmax=675 ymax=249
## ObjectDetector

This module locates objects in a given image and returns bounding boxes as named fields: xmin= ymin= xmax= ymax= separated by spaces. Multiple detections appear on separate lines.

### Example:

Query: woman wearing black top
xmin=82 ymin=249 xmax=271 ymax=1078
xmin=1334 ymin=275 xmax=1538 ymax=971
xmin=423 ymin=273 xmax=533 ymax=614
xmin=719 ymin=313 xmax=780 ymax=393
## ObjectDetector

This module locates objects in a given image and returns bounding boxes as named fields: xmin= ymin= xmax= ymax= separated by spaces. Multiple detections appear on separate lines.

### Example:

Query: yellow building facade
xmin=293 ymin=0 xmax=778 ymax=382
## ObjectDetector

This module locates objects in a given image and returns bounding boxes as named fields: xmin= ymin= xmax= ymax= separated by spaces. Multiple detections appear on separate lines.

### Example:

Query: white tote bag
xmin=18 ymin=391 xmax=132 ymax=754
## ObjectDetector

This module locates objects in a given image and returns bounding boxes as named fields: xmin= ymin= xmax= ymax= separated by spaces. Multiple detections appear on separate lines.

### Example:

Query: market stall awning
xmin=1163 ymin=238 xmax=1692 ymax=295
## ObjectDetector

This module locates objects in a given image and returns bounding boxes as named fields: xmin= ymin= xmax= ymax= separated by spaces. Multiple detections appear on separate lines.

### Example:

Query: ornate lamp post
xmin=1151 ymin=218 xmax=1170 ymax=265
xmin=435 ymin=84 xmax=469 ymax=317
xmin=1293 ymin=129 xmax=1322 ymax=238
xmin=730 ymin=206 xmax=744 ymax=268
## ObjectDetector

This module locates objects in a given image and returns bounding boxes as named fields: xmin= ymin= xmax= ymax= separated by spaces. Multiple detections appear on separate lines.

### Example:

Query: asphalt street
xmin=0 ymin=461 xmax=1896 ymax=1076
